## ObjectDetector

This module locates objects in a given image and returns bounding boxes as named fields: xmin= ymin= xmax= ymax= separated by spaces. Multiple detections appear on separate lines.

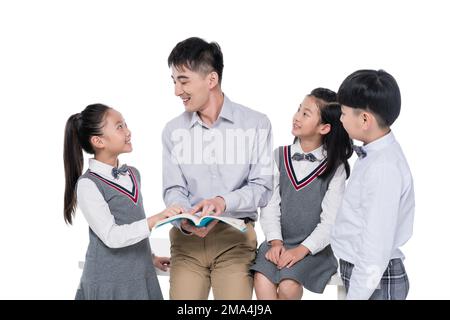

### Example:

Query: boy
xmin=331 ymin=69 xmax=415 ymax=300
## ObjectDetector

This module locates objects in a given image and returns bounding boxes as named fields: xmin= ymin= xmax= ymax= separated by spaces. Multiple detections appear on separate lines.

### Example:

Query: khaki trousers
xmin=169 ymin=222 xmax=257 ymax=300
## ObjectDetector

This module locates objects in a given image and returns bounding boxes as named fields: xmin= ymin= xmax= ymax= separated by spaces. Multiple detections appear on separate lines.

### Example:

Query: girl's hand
xmin=265 ymin=240 xmax=285 ymax=265
xmin=277 ymin=245 xmax=310 ymax=269
xmin=147 ymin=205 xmax=184 ymax=230
xmin=153 ymin=255 xmax=170 ymax=272
xmin=159 ymin=205 xmax=185 ymax=219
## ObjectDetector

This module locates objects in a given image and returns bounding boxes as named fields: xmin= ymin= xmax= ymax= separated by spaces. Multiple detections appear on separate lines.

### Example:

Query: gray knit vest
xmin=78 ymin=167 xmax=158 ymax=284
xmin=277 ymin=146 xmax=334 ymax=247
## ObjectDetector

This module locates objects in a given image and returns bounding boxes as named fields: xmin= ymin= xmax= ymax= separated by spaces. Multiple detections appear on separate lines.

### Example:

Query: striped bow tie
xmin=352 ymin=145 xmax=367 ymax=159
xmin=291 ymin=152 xmax=318 ymax=162
xmin=112 ymin=164 xmax=129 ymax=179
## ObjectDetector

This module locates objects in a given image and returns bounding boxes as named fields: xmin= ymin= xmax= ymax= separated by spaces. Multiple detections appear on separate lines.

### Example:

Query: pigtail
xmin=63 ymin=113 xmax=83 ymax=224
xmin=63 ymin=104 xmax=111 ymax=224
xmin=319 ymin=103 xmax=353 ymax=179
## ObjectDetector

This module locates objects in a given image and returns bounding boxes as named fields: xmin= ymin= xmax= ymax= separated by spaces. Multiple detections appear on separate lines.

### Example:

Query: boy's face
xmin=340 ymin=105 xmax=363 ymax=140
xmin=171 ymin=65 xmax=212 ymax=113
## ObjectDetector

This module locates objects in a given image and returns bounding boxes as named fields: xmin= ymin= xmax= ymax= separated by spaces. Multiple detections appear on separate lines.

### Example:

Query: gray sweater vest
xmin=77 ymin=167 xmax=162 ymax=299
xmin=277 ymin=146 xmax=334 ymax=246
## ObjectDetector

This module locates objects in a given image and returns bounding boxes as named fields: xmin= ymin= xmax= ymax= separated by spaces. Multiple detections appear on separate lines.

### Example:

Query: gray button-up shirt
xmin=162 ymin=95 xmax=273 ymax=223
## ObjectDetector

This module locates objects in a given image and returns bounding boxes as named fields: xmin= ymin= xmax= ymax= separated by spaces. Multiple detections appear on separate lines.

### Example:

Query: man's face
xmin=171 ymin=65 xmax=211 ymax=113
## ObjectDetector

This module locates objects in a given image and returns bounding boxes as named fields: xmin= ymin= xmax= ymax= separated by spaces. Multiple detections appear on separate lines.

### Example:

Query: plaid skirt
xmin=339 ymin=258 xmax=409 ymax=300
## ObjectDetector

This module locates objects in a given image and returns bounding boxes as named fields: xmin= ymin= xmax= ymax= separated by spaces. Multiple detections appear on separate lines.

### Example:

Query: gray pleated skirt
xmin=250 ymin=241 xmax=338 ymax=293
xmin=75 ymin=275 xmax=163 ymax=300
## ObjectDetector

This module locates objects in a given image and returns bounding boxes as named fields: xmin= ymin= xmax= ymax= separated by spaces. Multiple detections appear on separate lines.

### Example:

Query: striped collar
xmin=283 ymin=145 xmax=327 ymax=191
xmin=88 ymin=158 xmax=127 ymax=180
xmin=88 ymin=158 xmax=139 ymax=204
xmin=89 ymin=169 xmax=139 ymax=204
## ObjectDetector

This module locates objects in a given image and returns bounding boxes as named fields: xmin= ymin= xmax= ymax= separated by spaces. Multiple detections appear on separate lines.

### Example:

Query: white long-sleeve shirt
xmin=260 ymin=142 xmax=346 ymax=255
xmin=331 ymin=131 xmax=415 ymax=300
xmin=76 ymin=158 xmax=150 ymax=249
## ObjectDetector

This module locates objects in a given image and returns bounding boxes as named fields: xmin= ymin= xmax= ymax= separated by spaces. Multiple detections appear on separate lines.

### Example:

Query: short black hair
xmin=168 ymin=37 xmax=224 ymax=83
xmin=337 ymin=69 xmax=401 ymax=127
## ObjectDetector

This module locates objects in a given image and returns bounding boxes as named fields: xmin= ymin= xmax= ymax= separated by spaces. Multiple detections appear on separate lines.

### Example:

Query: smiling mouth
xmin=181 ymin=97 xmax=191 ymax=103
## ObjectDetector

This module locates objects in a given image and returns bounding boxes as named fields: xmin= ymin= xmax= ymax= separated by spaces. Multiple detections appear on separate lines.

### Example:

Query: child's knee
xmin=279 ymin=279 xmax=302 ymax=296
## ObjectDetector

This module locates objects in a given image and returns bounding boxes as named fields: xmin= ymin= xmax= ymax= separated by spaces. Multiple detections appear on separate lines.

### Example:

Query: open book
xmin=154 ymin=213 xmax=247 ymax=232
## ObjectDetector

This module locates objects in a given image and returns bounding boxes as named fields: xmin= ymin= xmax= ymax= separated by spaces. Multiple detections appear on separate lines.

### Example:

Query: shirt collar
xmin=189 ymin=111 xmax=201 ymax=128
xmin=88 ymin=158 xmax=121 ymax=179
xmin=218 ymin=95 xmax=234 ymax=123
xmin=292 ymin=140 xmax=326 ymax=161
xmin=362 ymin=131 xmax=395 ymax=155
xmin=189 ymin=94 xmax=234 ymax=128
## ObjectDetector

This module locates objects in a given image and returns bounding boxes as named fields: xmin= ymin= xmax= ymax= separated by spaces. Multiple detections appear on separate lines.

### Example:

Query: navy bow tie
xmin=112 ymin=164 xmax=129 ymax=179
xmin=353 ymin=145 xmax=367 ymax=159
xmin=291 ymin=152 xmax=318 ymax=162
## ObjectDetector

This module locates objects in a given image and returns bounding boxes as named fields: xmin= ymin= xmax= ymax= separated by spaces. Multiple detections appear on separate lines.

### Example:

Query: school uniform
xmin=331 ymin=131 xmax=414 ymax=300
xmin=251 ymin=142 xmax=346 ymax=293
xmin=75 ymin=159 xmax=163 ymax=300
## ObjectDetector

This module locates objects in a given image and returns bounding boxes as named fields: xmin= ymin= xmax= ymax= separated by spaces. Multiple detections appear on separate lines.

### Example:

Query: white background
xmin=0 ymin=0 xmax=449 ymax=299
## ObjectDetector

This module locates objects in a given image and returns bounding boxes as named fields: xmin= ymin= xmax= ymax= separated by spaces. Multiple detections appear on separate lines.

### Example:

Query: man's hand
xmin=179 ymin=197 xmax=226 ymax=238
xmin=277 ymin=245 xmax=310 ymax=269
xmin=190 ymin=196 xmax=226 ymax=217
xmin=180 ymin=219 xmax=219 ymax=238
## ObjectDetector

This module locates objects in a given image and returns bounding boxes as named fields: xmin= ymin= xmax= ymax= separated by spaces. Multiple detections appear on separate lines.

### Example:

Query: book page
xmin=154 ymin=213 xmax=200 ymax=228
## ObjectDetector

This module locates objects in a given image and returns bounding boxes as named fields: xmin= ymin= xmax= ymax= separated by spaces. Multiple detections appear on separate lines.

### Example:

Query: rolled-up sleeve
xmin=221 ymin=116 xmax=273 ymax=213
xmin=162 ymin=124 xmax=192 ymax=210
xmin=162 ymin=124 xmax=193 ymax=233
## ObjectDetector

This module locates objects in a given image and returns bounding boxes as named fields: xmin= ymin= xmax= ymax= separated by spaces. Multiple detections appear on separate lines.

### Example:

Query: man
xmin=162 ymin=37 xmax=273 ymax=299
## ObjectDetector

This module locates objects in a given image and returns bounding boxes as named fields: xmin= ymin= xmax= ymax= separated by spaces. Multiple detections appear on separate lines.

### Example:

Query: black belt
xmin=240 ymin=217 xmax=254 ymax=224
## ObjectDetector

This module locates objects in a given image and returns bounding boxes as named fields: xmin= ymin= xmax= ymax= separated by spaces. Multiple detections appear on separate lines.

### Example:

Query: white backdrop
xmin=0 ymin=0 xmax=449 ymax=299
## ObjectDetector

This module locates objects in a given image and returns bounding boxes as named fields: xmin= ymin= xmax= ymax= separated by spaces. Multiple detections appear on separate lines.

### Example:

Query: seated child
xmin=251 ymin=88 xmax=353 ymax=299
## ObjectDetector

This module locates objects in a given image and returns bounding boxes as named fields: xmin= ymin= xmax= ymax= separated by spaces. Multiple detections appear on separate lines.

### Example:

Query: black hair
xmin=318 ymin=102 xmax=353 ymax=179
xmin=168 ymin=37 xmax=224 ymax=83
xmin=337 ymin=69 xmax=401 ymax=127
xmin=310 ymin=87 xmax=337 ymax=103
xmin=63 ymin=103 xmax=111 ymax=224
xmin=295 ymin=88 xmax=353 ymax=179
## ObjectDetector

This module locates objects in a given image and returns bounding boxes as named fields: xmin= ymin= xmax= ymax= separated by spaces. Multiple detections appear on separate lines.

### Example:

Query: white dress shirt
xmin=76 ymin=158 xmax=150 ymax=249
xmin=331 ymin=131 xmax=415 ymax=300
xmin=162 ymin=95 xmax=273 ymax=231
xmin=259 ymin=141 xmax=346 ymax=255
